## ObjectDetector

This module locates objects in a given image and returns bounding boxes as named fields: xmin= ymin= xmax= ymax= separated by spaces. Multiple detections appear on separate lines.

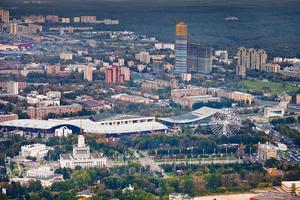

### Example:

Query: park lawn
xmin=241 ymin=80 xmax=298 ymax=95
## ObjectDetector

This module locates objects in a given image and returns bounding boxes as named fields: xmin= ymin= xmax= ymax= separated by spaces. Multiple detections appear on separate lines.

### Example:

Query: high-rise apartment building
xmin=187 ymin=43 xmax=213 ymax=74
xmin=8 ymin=22 xmax=18 ymax=35
xmin=84 ymin=65 xmax=93 ymax=81
xmin=135 ymin=52 xmax=150 ymax=64
xmin=105 ymin=66 xmax=130 ymax=83
xmin=175 ymin=22 xmax=188 ymax=74
xmin=0 ymin=9 xmax=9 ymax=23
xmin=120 ymin=67 xmax=130 ymax=81
xmin=237 ymin=47 xmax=267 ymax=70
xmin=7 ymin=81 xmax=19 ymax=95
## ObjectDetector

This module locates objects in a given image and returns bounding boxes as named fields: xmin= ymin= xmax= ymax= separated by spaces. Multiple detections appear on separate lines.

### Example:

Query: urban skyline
xmin=0 ymin=1 xmax=300 ymax=200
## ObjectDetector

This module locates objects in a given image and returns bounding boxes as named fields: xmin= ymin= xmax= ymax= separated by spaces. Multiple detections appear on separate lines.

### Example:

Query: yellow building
xmin=229 ymin=91 xmax=254 ymax=105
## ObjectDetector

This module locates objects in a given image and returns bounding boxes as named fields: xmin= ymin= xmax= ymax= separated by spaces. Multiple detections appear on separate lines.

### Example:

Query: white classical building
xmin=12 ymin=166 xmax=63 ymax=187
xmin=20 ymin=144 xmax=52 ymax=160
xmin=59 ymin=135 xmax=107 ymax=169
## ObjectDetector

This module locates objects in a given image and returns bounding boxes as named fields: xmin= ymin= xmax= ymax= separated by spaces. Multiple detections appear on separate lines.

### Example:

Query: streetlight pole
xmin=250 ymin=146 xmax=252 ymax=162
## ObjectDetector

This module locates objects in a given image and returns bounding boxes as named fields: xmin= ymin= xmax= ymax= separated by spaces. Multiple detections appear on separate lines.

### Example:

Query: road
xmin=261 ymin=124 xmax=300 ymax=165
xmin=138 ymin=151 xmax=167 ymax=178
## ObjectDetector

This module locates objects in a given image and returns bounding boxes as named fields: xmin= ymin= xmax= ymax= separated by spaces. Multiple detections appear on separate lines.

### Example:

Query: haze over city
xmin=0 ymin=0 xmax=299 ymax=199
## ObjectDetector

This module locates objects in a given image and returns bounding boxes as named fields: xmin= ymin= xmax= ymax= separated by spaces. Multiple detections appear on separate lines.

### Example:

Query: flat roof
xmin=158 ymin=106 xmax=219 ymax=124
xmin=0 ymin=118 xmax=167 ymax=135
xmin=90 ymin=113 xmax=152 ymax=122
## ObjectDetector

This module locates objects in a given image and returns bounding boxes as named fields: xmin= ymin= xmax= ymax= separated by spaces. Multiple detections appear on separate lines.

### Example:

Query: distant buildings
xmin=175 ymin=22 xmax=188 ymax=74
xmin=7 ymin=81 xmax=19 ymax=95
xmin=112 ymin=93 xmax=154 ymax=104
xmin=236 ymin=65 xmax=246 ymax=77
xmin=60 ymin=17 xmax=70 ymax=23
xmin=20 ymin=143 xmax=52 ymax=160
xmin=103 ymin=19 xmax=119 ymax=25
xmin=264 ymin=106 xmax=285 ymax=118
xmin=0 ymin=114 xmax=18 ymax=123
xmin=60 ymin=135 xmax=107 ymax=169
xmin=188 ymin=43 xmax=213 ymax=74
xmin=261 ymin=63 xmax=280 ymax=73
xmin=152 ymin=60 xmax=164 ymax=75
xmin=8 ymin=22 xmax=17 ymax=35
xmin=11 ymin=166 xmax=63 ymax=187
xmin=26 ymin=91 xmax=61 ymax=107
xmin=26 ymin=104 xmax=82 ymax=119
xmin=237 ymin=47 xmax=267 ymax=70
xmin=171 ymin=86 xmax=207 ymax=99
xmin=26 ymin=167 xmax=63 ymax=187
xmin=296 ymin=94 xmax=300 ymax=105
xmin=105 ymin=65 xmax=130 ymax=83
xmin=135 ymin=51 xmax=151 ymax=64
xmin=80 ymin=16 xmax=96 ymax=23
xmin=59 ymin=52 xmax=73 ymax=60
xmin=215 ymin=50 xmax=228 ymax=61
xmin=46 ymin=15 xmax=59 ymax=23
xmin=0 ymin=81 xmax=27 ymax=92
xmin=154 ymin=43 xmax=175 ymax=50
xmin=228 ymin=91 xmax=254 ymax=105
xmin=84 ymin=65 xmax=93 ymax=81
xmin=280 ymin=66 xmax=300 ymax=79
xmin=257 ymin=142 xmax=277 ymax=161
xmin=0 ymin=9 xmax=10 ymax=23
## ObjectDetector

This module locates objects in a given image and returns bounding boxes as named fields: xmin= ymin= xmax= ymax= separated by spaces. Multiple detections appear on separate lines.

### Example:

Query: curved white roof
xmin=0 ymin=118 xmax=168 ymax=135
xmin=158 ymin=106 xmax=219 ymax=124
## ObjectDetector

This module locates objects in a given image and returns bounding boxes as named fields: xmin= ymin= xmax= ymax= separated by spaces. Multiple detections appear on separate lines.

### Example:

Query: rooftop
xmin=158 ymin=106 xmax=219 ymax=124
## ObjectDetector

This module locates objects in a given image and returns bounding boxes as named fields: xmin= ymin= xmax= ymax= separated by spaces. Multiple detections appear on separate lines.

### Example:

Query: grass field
xmin=241 ymin=80 xmax=299 ymax=95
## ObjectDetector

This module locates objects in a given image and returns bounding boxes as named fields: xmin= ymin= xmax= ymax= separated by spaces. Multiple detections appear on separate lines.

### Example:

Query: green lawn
xmin=241 ymin=80 xmax=299 ymax=95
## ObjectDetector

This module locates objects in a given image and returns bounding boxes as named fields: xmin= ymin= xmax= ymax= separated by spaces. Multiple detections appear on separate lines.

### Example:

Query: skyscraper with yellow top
xmin=175 ymin=22 xmax=188 ymax=74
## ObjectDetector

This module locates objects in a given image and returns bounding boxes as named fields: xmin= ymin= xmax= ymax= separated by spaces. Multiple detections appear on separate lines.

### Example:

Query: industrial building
xmin=0 ymin=114 xmax=168 ymax=136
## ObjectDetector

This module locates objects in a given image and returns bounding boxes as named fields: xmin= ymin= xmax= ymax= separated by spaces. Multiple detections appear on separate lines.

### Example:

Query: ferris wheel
xmin=210 ymin=108 xmax=242 ymax=136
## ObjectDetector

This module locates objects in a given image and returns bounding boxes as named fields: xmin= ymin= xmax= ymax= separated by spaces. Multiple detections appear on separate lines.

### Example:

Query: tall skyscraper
xmin=187 ymin=43 xmax=213 ymax=74
xmin=237 ymin=47 xmax=267 ymax=70
xmin=175 ymin=22 xmax=188 ymax=74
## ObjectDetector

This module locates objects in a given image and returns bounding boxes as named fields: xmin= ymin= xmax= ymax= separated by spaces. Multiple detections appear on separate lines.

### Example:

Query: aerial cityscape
xmin=0 ymin=0 xmax=300 ymax=199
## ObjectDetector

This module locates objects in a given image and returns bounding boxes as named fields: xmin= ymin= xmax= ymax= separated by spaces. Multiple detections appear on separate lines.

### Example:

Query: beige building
xmin=171 ymin=86 xmax=207 ymax=99
xmin=237 ymin=47 xmax=267 ymax=70
xmin=80 ymin=16 xmax=96 ymax=23
xmin=26 ymin=104 xmax=82 ymax=119
xmin=7 ymin=81 xmax=19 ymax=95
xmin=257 ymin=142 xmax=277 ymax=161
xmin=229 ymin=91 xmax=254 ymax=105
xmin=281 ymin=181 xmax=300 ymax=195
xmin=0 ymin=9 xmax=9 ymax=23
xmin=0 ymin=114 xmax=18 ymax=123
xmin=8 ymin=22 xmax=18 ymax=35
xmin=261 ymin=63 xmax=280 ymax=73
xmin=84 ymin=65 xmax=93 ymax=81
xmin=296 ymin=94 xmax=300 ymax=105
